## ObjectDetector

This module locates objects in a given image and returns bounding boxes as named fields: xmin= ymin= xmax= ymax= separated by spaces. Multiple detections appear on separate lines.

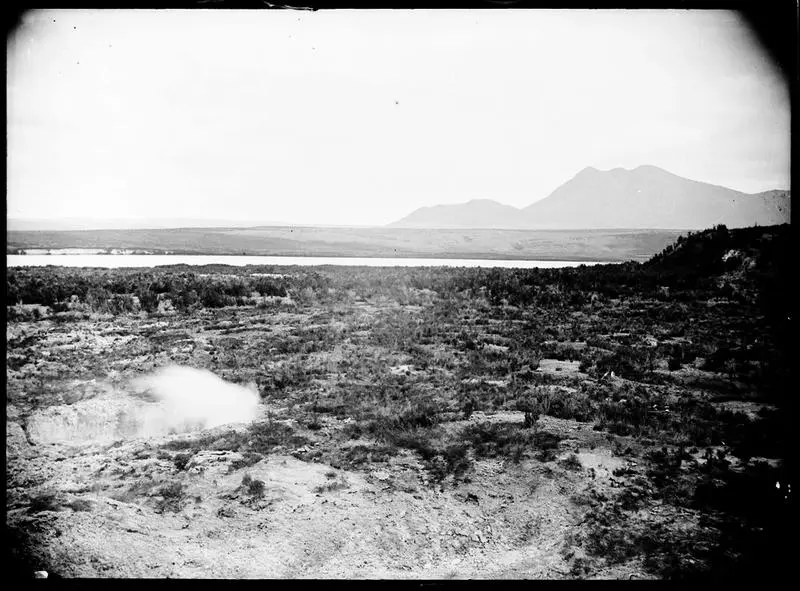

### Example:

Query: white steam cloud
xmin=26 ymin=365 xmax=262 ymax=445
xmin=129 ymin=365 xmax=262 ymax=435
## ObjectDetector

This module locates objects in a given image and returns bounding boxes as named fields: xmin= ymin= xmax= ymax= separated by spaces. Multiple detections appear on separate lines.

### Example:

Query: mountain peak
xmin=390 ymin=165 xmax=790 ymax=229
xmin=520 ymin=165 xmax=790 ymax=229
xmin=578 ymin=166 xmax=600 ymax=175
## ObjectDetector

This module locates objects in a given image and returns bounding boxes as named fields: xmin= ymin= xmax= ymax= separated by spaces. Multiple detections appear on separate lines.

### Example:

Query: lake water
xmin=6 ymin=254 xmax=612 ymax=269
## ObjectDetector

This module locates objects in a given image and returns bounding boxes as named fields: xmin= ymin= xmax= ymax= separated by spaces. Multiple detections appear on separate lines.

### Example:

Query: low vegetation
xmin=6 ymin=224 xmax=791 ymax=579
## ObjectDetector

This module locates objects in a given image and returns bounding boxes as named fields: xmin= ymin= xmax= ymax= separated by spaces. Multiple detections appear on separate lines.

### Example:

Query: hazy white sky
xmin=7 ymin=9 xmax=790 ymax=226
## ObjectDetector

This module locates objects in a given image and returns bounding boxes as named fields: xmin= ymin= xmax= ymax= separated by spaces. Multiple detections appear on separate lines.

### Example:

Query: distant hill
xmin=390 ymin=166 xmax=790 ymax=230
xmin=389 ymin=199 xmax=525 ymax=229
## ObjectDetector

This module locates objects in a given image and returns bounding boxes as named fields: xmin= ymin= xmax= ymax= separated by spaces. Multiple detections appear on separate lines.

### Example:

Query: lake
xmin=6 ymin=254 xmax=613 ymax=269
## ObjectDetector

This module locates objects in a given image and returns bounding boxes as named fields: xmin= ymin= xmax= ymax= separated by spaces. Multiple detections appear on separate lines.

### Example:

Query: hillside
xmin=645 ymin=223 xmax=792 ymax=320
xmin=645 ymin=223 xmax=790 ymax=274
xmin=389 ymin=199 xmax=525 ymax=229
xmin=389 ymin=166 xmax=790 ymax=230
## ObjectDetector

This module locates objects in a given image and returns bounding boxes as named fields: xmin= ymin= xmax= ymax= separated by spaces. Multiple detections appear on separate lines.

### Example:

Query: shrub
xmin=341 ymin=445 xmax=397 ymax=467
xmin=546 ymin=390 xmax=595 ymax=422
xmin=161 ymin=429 xmax=248 ymax=453
xmin=173 ymin=452 xmax=194 ymax=471
xmin=228 ymin=452 xmax=264 ymax=473
xmin=560 ymin=453 xmax=583 ymax=471
xmin=107 ymin=294 xmax=139 ymax=315
xmin=459 ymin=421 xmax=550 ymax=462
xmin=313 ymin=476 xmax=349 ymax=494
xmin=438 ymin=443 xmax=472 ymax=481
xmin=516 ymin=389 xmax=549 ymax=430
xmin=388 ymin=428 xmax=438 ymax=460
xmin=246 ymin=477 xmax=265 ymax=498
xmin=460 ymin=393 xmax=476 ymax=419
xmin=365 ymin=399 xmax=442 ymax=442
xmin=398 ymin=400 xmax=441 ymax=429
xmin=85 ymin=287 xmax=112 ymax=313
xmin=154 ymin=482 xmax=185 ymax=514
xmin=248 ymin=421 xmax=309 ymax=454
xmin=28 ymin=492 xmax=63 ymax=513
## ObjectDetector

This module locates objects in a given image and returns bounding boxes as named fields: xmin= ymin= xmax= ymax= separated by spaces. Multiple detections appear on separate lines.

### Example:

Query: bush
xmin=313 ymin=476 xmax=349 ymax=494
xmin=594 ymin=346 xmax=650 ymax=379
xmin=248 ymin=421 xmax=309 ymax=454
xmin=228 ymin=452 xmax=264 ymax=473
xmin=246 ymin=477 xmax=265 ymax=498
xmin=28 ymin=492 xmax=63 ymax=513
xmin=173 ymin=452 xmax=194 ymax=471
xmin=459 ymin=421 xmax=544 ymax=462
xmin=560 ymin=453 xmax=583 ymax=471
xmin=107 ymin=294 xmax=139 ymax=315
xmin=437 ymin=443 xmax=472 ymax=481
xmin=547 ymin=390 xmax=595 ymax=422
xmin=84 ymin=286 xmax=112 ymax=312
xmin=516 ymin=388 xmax=550 ymax=429
xmin=155 ymin=482 xmax=185 ymax=514
xmin=366 ymin=398 xmax=442 ymax=441
xmin=341 ymin=445 xmax=397 ymax=467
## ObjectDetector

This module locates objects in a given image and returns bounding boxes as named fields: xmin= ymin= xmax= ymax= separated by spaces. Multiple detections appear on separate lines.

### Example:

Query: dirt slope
xmin=7 ymin=406 xmax=651 ymax=579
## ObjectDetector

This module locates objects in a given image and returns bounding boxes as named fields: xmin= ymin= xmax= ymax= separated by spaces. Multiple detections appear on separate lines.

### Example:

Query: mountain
xmin=388 ymin=166 xmax=790 ymax=230
xmin=388 ymin=199 xmax=525 ymax=229
xmin=521 ymin=165 xmax=790 ymax=229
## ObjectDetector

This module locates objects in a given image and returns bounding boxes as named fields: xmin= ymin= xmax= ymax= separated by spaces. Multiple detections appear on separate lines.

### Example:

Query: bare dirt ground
xmin=7 ymin=408 xmax=650 ymax=579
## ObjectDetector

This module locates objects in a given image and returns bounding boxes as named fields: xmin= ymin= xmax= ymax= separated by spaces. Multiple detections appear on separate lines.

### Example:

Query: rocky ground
xmin=8 ymin=403 xmax=657 ymax=579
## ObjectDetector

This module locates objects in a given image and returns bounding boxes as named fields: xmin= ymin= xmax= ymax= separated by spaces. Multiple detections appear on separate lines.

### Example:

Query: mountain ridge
xmin=390 ymin=166 xmax=790 ymax=230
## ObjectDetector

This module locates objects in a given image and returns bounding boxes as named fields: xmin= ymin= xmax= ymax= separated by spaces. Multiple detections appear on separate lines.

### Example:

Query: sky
xmin=6 ymin=9 xmax=791 ymax=227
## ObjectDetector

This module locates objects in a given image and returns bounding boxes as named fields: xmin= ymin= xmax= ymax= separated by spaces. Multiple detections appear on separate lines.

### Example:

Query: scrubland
xmin=6 ymin=224 xmax=793 ymax=579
